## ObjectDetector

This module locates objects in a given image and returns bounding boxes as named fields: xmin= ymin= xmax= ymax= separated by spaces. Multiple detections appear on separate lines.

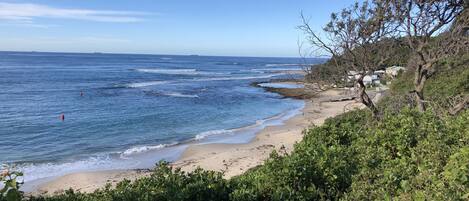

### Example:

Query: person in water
xmin=60 ymin=114 xmax=65 ymax=121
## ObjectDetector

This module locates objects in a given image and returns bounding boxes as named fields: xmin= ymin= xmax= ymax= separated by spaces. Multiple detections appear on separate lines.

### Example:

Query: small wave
xmin=15 ymin=155 xmax=118 ymax=183
xmin=164 ymin=92 xmax=199 ymax=98
xmin=214 ymin=62 xmax=240 ymax=65
xmin=192 ymin=74 xmax=283 ymax=82
xmin=136 ymin=68 xmax=225 ymax=76
xmin=193 ymin=102 xmax=304 ymax=143
xmin=136 ymin=68 xmax=197 ymax=75
xmin=144 ymin=91 xmax=199 ymax=98
xmin=160 ymin=57 xmax=172 ymax=60
xmin=121 ymin=143 xmax=177 ymax=157
xmin=258 ymin=83 xmax=304 ymax=89
xmin=195 ymin=129 xmax=233 ymax=140
xmin=251 ymin=68 xmax=304 ymax=72
xmin=265 ymin=63 xmax=305 ymax=67
xmin=126 ymin=81 xmax=168 ymax=88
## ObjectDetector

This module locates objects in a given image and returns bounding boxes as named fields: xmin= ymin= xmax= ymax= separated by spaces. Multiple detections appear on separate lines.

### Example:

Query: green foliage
xmin=345 ymin=109 xmax=468 ymax=200
xmin=424 ymin=54 xmax=469 ymax=104
xmin=0 ymin=168 xmax=23 ymax=201
xmin=230 ymin=110 xmax=369 ymax=200
xmin=30 ymin=162 xmax=230 ymax=201
xmin=442 ymin=147 xmax=469 ymax=200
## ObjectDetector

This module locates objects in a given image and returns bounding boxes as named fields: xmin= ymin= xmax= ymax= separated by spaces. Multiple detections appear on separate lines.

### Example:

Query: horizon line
xmin=0 ymin=50 xmax=330 ymax=60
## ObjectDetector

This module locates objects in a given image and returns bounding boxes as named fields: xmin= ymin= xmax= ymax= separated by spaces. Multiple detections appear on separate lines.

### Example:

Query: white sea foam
xmin=195 ymin=129 xmax=233 ymax=140
xmin=16 ymin=143 xmax=181 ymax=186
xmin=265 ymin=63 xmax=305 ymax=67
xmin=16 ymin=155 xmax=119 ymax=183
xmin=136 ymin=68 xmax=225 ymax=76
xmin=163 ymin=92 xmax=199 ymax=98
xmin=194 ymin=101 xmax=305 ymax=143
xmin=136 ymin=68 xmax=197 ymax=75
xmin=192 ymin=74 xmax=283 ymax=82
xmin=121 ymin=143 xmax=176 ymax=157
xmin=252 ymin=68 xmax=304 ymax=72
xmin=258 ymin=83 xmax=304 ymax=89
xmin=126 ymin=81 xmax=168 ymax=88
xmin=125 ymin=73 xmax=279 ymax=88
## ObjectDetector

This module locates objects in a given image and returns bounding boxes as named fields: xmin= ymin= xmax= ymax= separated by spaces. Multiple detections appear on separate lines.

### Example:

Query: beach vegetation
xmin=0 ymin=167 xmax=23 ymax=201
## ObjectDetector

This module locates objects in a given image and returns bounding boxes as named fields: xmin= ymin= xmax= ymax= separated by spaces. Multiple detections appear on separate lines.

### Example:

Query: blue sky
xmin=0 ymin=0 xmax=356 ymax=57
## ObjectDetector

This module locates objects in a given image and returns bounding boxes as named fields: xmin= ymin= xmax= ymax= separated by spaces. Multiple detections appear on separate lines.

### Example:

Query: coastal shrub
xmin=29 ymin=162 xmax=231 ymax=201
xmin=230 ymin=110 xmax=369 ymax=200
xmin=0 ymin=168 xmax=23 ymax=201
xmin=344 ymin=109 xmax=469 ymax=200
xmin=442 ymin=147 xmax=469 ymax=200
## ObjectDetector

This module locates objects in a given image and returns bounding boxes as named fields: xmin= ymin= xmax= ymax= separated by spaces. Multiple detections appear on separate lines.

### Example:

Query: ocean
xmin=0 ymin=51 xmax=322 ymax=184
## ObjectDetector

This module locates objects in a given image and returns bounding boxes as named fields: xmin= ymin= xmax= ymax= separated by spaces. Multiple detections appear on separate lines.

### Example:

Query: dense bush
xmin=0 ymin=168 xmax=23 ymax=201
xmin=29 ymin=162 xmax=231 ymax=201
xmin=230 ymin=110 xmax=369 ymax=200
xmin=345 ymin=109 xmax=468 ymax=200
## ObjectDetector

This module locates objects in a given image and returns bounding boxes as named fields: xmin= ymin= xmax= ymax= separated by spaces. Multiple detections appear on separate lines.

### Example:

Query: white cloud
xmin=0 ymin=2 xmax=149 ymax=25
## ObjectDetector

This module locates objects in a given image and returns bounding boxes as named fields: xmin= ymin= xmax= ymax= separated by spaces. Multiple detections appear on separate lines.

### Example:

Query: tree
xmin=300 ymin=0 xmax=398 ymax=117
xmin=390 ymin=0 xmax=466 ymax=112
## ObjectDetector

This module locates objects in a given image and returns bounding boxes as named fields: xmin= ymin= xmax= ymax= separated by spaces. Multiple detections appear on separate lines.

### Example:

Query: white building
xmin=363 ymin=74 xmax=381 ymax=85
xmin=386 ymin=66 xmax=406 ymax=77
xmin=347 ymin=70 xmax=381 ymax=86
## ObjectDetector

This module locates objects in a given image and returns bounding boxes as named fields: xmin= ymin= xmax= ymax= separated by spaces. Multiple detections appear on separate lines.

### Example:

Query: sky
xmin=0 ymin=0 xmax=357 ymax=57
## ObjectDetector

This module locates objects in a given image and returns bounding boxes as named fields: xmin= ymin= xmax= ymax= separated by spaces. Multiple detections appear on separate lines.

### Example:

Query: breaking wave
xmin=195 ymin=129 xmax=233 ymax=140
xmin=125 ymin=81 xmax=169 ymax=88
xmin=163 ymin=92 xmax=199 ymax=98
xmin=192 ymin=74 xmax=283 ymax=82
xmin=120 ymin=143 xmax=178 ymax=157
xmin=252 ymin=68 xmax=304 ymax=72
xmin=193 ymin=102 xmax=304 ymax=142
xmin=265 ymin=63 xmax=305 ymax=67
xmin=135 ymin=68 xmax=225 ymax=75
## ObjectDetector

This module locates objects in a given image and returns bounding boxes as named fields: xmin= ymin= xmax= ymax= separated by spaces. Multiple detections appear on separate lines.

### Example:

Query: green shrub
xmin=442 ymin=147 xmax=469 ymax=200
xmin=230 ymin=110 xmax=369 ymax=201
xmin=0 ymin=168 xmax=23 ymax=201
xmin=30 ymin=162 xmax=230 ymax=201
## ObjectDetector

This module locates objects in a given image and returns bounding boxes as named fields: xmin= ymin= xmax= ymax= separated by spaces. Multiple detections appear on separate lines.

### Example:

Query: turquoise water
xmin=0 ymin=51 xmax=322 ymax=183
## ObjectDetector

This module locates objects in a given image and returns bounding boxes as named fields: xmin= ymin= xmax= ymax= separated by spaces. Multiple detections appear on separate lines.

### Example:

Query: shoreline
xmin=31 ymin=86 xmax=361 ymax=195
xmin=172 ymin=89 xmax=359 ymax=177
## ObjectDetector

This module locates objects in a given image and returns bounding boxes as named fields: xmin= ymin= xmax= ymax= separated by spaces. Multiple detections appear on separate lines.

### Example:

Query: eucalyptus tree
xmin=390 ymin=0 xmax=466 ymax=111
xmin=300 ymin=0 xmax=398 ymax=117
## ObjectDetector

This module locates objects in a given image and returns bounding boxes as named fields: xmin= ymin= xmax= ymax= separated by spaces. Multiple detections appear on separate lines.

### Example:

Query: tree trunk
xmin=449 ymin=95 xmax=469 ymax=115
xmin=356 ymin=77 xmax=379 ymax=117
xmin=414 ymin=64 xmax=428 ymax=112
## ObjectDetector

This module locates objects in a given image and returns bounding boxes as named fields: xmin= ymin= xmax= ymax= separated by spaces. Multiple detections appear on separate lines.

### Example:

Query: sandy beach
xmin=32 ymin=87 xmax=362 ymax=195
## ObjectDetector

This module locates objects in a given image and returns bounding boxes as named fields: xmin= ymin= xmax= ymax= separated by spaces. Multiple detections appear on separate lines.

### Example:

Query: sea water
xmin=0 ymin=51 xmax=323 ymax=184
